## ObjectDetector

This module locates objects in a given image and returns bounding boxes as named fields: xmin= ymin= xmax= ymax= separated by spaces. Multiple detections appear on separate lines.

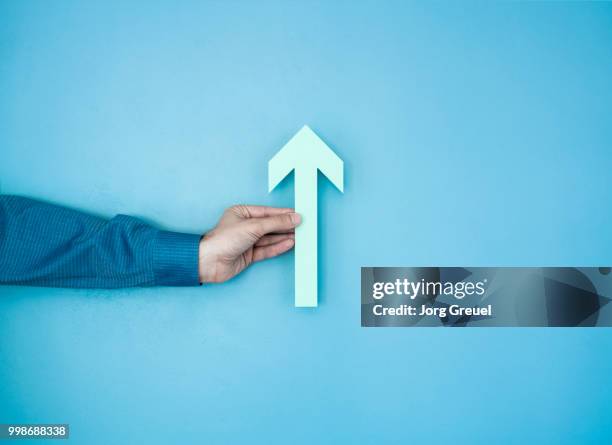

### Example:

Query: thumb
xmin=245 ymin=212 xmax=301 ymax=236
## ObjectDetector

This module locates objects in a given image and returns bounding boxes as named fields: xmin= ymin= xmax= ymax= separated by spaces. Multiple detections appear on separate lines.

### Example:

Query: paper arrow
xmin=268 ymin=125 xmax=344 ymax=307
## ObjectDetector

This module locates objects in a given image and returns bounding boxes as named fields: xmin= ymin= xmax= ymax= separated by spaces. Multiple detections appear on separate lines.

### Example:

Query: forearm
xmin=0 ymin=195 xmax=201 ymax=288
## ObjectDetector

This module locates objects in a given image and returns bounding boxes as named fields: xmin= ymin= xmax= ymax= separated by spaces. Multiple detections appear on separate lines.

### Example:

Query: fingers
xmin=243 ymin=205 xmax=294 ymax=218
xmin=229 ymin=205 xmax=294 ymax=219
xmin=256 ymin=233 xmax=295 ymax=247
xmin=244 ymin=212 xmax=301 ymax=236
xmin=253 ymin=238 xmax=295 ymax=262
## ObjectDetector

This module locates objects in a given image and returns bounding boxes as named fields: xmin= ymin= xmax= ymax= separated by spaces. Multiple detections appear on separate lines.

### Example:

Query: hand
xmin=199 ymin=205 xmax=301 ymax=283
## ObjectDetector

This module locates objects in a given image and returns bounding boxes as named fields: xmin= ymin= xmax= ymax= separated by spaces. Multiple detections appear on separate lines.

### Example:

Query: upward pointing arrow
xmin=269 ymin=125 xmax=344 ymax=307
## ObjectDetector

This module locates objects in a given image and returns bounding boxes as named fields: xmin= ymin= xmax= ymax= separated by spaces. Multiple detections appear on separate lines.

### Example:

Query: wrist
xmin=198 ymin=234 xmax=217 ymax=283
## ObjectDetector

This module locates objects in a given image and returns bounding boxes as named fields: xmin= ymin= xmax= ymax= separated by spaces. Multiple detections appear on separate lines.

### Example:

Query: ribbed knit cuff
xmin=152 ymin=230 xmax=201 ymax=286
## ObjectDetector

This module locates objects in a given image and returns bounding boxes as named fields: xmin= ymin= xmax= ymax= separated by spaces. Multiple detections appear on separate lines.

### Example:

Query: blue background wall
xmin=1 ymin=1 xmax=612 ymax=443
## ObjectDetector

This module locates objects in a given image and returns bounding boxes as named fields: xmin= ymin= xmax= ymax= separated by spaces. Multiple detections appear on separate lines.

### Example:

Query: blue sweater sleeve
xmin=0 ymin=195 xmax=201 ymax=288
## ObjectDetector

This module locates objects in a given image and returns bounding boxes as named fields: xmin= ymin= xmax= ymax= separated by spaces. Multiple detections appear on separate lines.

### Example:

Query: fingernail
xmin=290 ymin=213 xmax=301 ymax=225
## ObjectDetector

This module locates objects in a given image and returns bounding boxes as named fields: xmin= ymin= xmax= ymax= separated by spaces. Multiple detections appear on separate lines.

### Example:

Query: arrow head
xmin=268 ymin=125 xmax=344 ymax=192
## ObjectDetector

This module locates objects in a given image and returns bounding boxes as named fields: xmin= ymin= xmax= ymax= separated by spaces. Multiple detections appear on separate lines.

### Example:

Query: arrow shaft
xmin=294 ymin=167 xmax=318 ymax=307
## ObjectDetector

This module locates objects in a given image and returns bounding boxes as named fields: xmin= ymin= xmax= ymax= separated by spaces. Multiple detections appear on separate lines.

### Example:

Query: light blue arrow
xmin=269 ymin=125 xmax=344 ymax=307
